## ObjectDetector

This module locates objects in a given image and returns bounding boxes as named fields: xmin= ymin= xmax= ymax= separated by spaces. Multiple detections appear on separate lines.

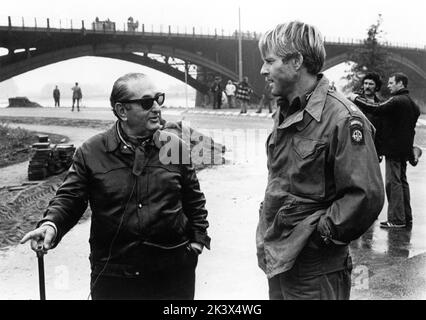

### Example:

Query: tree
xmin=343 ymin=14 xmax=395 ymax=97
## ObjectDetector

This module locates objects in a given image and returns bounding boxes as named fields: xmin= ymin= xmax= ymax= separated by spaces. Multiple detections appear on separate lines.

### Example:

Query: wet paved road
xmin=1 ymin=107 xmax=426 ymax=299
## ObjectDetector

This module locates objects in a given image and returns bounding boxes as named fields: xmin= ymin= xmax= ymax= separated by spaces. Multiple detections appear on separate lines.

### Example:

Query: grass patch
xmin=0 ymin=123 xmax=69 ymax=168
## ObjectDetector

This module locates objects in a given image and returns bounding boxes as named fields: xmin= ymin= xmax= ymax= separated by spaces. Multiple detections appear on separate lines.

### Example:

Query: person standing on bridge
xmin=71 ymin=82 xmax=83 ymax=112
xmin=349 ymin=72 xmax=420 ymax=229
xmin=53 ymin=85 xmax=60 ymax=107
xmin=256 ymin=20 xmax=384 ymax=300
xmin=21 ymin=73 xmax=211 ymax=300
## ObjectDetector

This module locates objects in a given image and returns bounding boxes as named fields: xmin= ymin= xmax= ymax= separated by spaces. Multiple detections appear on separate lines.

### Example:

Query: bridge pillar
xmin=195 ymin=66 xmax=210 ymax=107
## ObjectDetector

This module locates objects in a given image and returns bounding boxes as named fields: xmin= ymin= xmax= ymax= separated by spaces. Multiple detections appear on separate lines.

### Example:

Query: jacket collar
xmin=105 ymin=121 xmax=158 ymax=153
xmin=392 ymin=88 xmax=409 ymax=96
xmin=105 ymin=121 xmax=122 ymax=152
xmin=303 ymin=73 xmax=329 ymax=122
xmin=275 ymin=74 xmax=329 ymax=130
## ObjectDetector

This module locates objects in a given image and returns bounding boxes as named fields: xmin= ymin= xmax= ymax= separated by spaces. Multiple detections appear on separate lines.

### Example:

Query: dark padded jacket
xmin=354 ymin=89 xmax=420 ymax=159
xmin=40 ymin=122 xmax=210 ymax=271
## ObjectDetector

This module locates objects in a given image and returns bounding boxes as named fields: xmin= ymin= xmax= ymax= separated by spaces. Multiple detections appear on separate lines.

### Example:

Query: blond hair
xmin=258 ymin=21 xmax=326 ymax=75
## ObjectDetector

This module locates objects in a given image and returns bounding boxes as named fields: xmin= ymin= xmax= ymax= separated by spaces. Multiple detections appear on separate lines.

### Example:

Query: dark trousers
xmin=385 ymin=157 xmax=412 ymax=225
xmin=54 ymin=98 xmax=60 ymax=107
xmin=227 ymin=95 xmax=235 ymax=108
xmin=213 ymin=93 xmax=222 ymax=109
xmin=90 ymin=244 xmax=198 ymax=300
xmin=268 ymin=245 xmax=352 ymax=300
xmin=72 ymin=98 xmax=80 ymax=111
xmin=239 ymin=100 xmax=248 ymax=113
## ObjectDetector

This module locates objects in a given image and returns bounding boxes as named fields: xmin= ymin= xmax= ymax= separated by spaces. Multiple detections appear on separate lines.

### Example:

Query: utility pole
xmin=184 ymin=62 xmax=189 ymax=110
xmin=238 ymin=7 xmax=243 ymax=82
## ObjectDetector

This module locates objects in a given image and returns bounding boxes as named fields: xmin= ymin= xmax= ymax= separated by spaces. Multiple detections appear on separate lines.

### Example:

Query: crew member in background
xmin=53 ymin=85 xmax=60 ymax=107
xmin=71 ymin=82 xmax=83 ymax=112
xmin=351 ymin=72 xmax=384 ymax=160
xmin=349 ymin=72 xmax=420 ymax=229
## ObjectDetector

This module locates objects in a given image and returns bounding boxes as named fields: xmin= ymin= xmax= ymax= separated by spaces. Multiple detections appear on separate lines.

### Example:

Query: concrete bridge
xmin=1 ymin=17 xmax=425 ymax=105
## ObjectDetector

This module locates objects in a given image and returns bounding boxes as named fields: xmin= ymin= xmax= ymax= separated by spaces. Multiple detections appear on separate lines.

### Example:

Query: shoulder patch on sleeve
xmin=349 ymin=118 xmax=365 ymax=145
xmin=349 ymin=105 xmax=359 ymax=113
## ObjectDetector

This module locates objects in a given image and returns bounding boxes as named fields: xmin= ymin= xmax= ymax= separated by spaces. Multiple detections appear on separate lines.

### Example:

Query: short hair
xmin=110 ymin=73 xmax=147 ymax=118
xmin=390 ymin=72 xmax=408 ymax=88
xmin=362 ymin=72 xmax=382 ymax=91
xmin=258 ymin=21 xmax=326 ymax=75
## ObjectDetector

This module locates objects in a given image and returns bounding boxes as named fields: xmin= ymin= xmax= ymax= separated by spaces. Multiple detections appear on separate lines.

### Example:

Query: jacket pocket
xmin=91 ymin=166 xmax=132 ymax=200
xmin=146 ymin=164 xmax=182 ymax=193
xmin=290 ymin=135 xmax=327 ymax=199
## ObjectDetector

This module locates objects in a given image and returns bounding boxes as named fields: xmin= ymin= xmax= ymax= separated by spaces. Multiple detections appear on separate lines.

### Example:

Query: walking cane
xmin=36 ymin=246 xmax=46 ymax=300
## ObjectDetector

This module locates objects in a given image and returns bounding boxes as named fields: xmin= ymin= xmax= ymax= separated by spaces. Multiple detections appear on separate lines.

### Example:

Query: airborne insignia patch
xmin=349 ymin=119 xmax=365 ymax=145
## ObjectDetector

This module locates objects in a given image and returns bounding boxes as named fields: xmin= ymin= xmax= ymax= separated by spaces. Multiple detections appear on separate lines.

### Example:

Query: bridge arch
xmin=323 ymin=52 xmax=426 ymax=80
xmin=0 ymin=43 xmax=239 ymax=92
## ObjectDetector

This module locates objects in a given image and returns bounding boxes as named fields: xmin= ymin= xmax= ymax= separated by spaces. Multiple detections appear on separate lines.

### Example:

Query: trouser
xmin=54 ymin=99 xmax=60 ymax=107
xmin=213 ymin=93 xmax=222 ymax=109
xmin=268 ymin=245 xmax=352 ymax=300
xmin=385 ymin=157 xmax=412 ymax=225
xmin=72 ymin=98 xmax=80 ymax=111
xmin=90 ymin=244 xmax=198 ymax=300
xmin=257 ymin=99 xmax=273 ymax=113
xmin=239 ymin=100 xmax=248 ymax=113
xmin=227 ymin=95 xmax=235 ymax=108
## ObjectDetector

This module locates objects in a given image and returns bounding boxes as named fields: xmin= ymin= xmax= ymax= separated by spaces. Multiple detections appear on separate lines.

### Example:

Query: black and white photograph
xmin=0 ymin=0 xmax=425 ymax=306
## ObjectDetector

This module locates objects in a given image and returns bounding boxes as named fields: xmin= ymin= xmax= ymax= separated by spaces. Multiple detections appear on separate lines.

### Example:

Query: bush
xmin=0 ymin=123 xmax=34 ymax=151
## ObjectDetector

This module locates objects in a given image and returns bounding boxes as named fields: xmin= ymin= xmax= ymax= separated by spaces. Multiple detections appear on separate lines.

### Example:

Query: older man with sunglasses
xmin=21 ymin=73 xmax=210 ymax=300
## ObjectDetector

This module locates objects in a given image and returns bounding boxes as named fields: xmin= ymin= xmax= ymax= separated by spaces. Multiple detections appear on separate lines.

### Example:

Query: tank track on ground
xmin=28 ymin=135 xmax=75 ymax=181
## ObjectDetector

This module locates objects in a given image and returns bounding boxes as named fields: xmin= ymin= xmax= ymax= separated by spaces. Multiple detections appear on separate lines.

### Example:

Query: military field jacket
xmin=257 ymin=75 xmax=384 ymax=278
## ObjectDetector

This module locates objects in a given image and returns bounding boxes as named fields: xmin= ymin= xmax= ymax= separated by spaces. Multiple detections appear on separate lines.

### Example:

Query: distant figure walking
xmin=71 ymin=82 xmax=82 ymax=112
xmin=236 ymin=76 xmax=252 ymax=114
xmin=225 ymin=80 xmax=236 ymax=108
xmin=53 ymin=85 xmax=60 ymax=107
xmin=256 ymin=81 xmax=274 ymax=113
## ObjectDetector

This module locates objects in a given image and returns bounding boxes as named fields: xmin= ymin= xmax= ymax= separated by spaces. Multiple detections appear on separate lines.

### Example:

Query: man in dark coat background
xmin=350 ymin=72 xmax=420 ymax=229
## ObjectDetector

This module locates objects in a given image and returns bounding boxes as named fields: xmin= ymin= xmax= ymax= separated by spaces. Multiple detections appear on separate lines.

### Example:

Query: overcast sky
xmin=1 ymin=0 xmax=425 ymax=97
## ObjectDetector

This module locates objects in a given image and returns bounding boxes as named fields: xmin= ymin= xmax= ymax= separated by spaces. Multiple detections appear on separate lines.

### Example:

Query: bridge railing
xmin=324 ymin=36 xmax=426 ymax=51
xmin=1 ymin=15 xmax=425 ymax=50
xmin=0 ymin=15 xmax=262 ymax=40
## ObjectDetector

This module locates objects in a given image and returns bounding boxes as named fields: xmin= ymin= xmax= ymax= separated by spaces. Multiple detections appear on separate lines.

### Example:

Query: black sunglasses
xmin=118 ymin=92 xmax=165 ymax=110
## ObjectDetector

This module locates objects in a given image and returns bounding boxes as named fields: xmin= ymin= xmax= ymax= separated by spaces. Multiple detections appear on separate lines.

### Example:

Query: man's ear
xmin=114 ymin=103 xmax=128 ymax=121
xmin=292 ymin=53 xmax=304 ymax=71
